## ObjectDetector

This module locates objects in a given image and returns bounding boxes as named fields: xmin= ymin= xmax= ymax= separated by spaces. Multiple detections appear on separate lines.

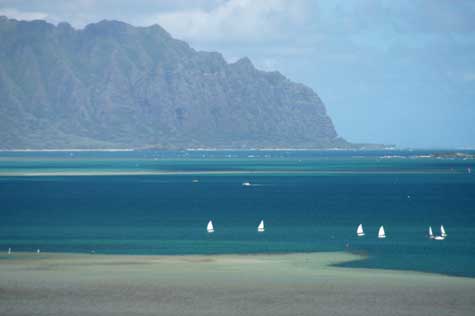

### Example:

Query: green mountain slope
xmin=0 ymin=17 xmax=347 ymax=149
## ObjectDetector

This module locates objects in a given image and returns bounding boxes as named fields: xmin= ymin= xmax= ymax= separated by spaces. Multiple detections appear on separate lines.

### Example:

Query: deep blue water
xmin=0 ymin=150 xmax=474 ymax=277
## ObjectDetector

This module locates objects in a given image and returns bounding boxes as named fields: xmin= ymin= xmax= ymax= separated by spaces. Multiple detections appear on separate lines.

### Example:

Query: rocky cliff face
xmin=0 ymin=17 xmax=346 ymax=149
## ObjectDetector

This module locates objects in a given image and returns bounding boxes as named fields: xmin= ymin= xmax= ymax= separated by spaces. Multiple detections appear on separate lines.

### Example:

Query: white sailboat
xmin=430 ymin=225 xmax=447 ymax=240
xmin=378 ymin=226 xmax=386 ymax=239
xmin=356 ymin=224 xmax=365 ymax=237
xmin=242 ymin=182 xmax=252 ymax=187
xmin=440 ymin=225 xmax=447 ymax=237
xmin=428 ymin=226 xmax=434 ymax=239
xmin=257 ymin=220 xmax=265 ymax=233
xmin=7 ymin=248 xmax=11 ymax=255
xmin=207 ymin=220 xmax=214 ymax=233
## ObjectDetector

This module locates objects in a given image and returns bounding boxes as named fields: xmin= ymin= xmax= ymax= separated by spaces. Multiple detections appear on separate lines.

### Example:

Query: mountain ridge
xmin=0 ymin=16 xmax=349 ymax=149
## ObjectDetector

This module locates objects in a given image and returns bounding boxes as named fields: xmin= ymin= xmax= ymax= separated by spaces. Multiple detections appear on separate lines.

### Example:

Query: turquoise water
xmin=0 ymin=150 xmax=474 ymax=277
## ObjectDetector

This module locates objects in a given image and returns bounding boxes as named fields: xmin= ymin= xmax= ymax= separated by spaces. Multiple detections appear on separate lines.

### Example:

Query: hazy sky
xmin=1 ymin=0 xmax=474 ymax=148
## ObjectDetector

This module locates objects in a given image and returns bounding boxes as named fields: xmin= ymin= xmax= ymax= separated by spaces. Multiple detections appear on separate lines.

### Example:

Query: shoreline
xmin=1 ymin=147 xmax=474 ymax=152
xmin=0 ymin=147 xmax=391 ymax=152
xmin=0 ymin=250 xmax=361 ymax=261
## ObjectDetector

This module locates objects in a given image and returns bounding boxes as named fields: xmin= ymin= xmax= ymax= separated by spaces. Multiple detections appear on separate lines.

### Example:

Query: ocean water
xmin=0 ymin=150 xmax=474 ymax=277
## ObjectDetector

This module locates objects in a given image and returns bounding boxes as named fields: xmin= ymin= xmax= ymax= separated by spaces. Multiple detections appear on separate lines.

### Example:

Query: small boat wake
xmin=242 ymin=181 xmax=264 ymax=187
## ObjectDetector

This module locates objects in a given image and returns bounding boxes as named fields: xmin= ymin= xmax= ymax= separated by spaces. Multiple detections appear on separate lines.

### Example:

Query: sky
xmin=1 ymin=0 xmax=474 ymax=148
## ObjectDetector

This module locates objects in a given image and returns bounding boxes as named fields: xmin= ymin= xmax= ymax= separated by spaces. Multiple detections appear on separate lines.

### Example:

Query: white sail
xmin=378 ymin=226 xmax=386 ymax=239
xmin=258 ymin=220 xmax=265 ymax=232
xmin=428 ymin=226 xmax=434 ymax=239
xmin=440 ymin=225 xmax=447 ymax=237
xmin=207 ymin=220 xmax=214 ymax=233
xmin=356 ymin=224 xmax=365 ymax=237
xmin=7 ymin=248 xmax=11 ymax=255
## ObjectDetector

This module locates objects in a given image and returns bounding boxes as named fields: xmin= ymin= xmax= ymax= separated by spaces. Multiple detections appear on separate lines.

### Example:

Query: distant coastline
xmin=0 ymin=145 xmax=394 ymax=152
xmin=2 ymin=147 xmax=475 ymax=153
xmin=0 ymin=148 xmax=136 ymax=152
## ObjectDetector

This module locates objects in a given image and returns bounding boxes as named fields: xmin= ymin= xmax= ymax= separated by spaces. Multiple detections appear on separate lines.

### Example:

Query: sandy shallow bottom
xmin=0 ymin=169 xmax=461 ymax=176
xmin=1 ymin=252 xmax=474 ymax=316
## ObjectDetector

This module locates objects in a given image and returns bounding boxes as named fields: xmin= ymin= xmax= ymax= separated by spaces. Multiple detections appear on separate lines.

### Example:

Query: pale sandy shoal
xmin=1 ymin=252 xmax=474 ymax=316
xmin=0 ymin=169 xmax=461 ymax=176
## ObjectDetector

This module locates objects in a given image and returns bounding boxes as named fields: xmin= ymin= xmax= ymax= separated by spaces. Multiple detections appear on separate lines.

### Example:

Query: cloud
xmin=463 ymin=72 xmax=475 ymax=82
xmin=0 ymin=7 xmax=47 ymax=21
xmin=0 ymin=0 xmax=223 ymax=27
xmin=150 ymin=0 xmax=309 ymax=43
xmin=258 ymin=57 xmax=279 ymax=71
